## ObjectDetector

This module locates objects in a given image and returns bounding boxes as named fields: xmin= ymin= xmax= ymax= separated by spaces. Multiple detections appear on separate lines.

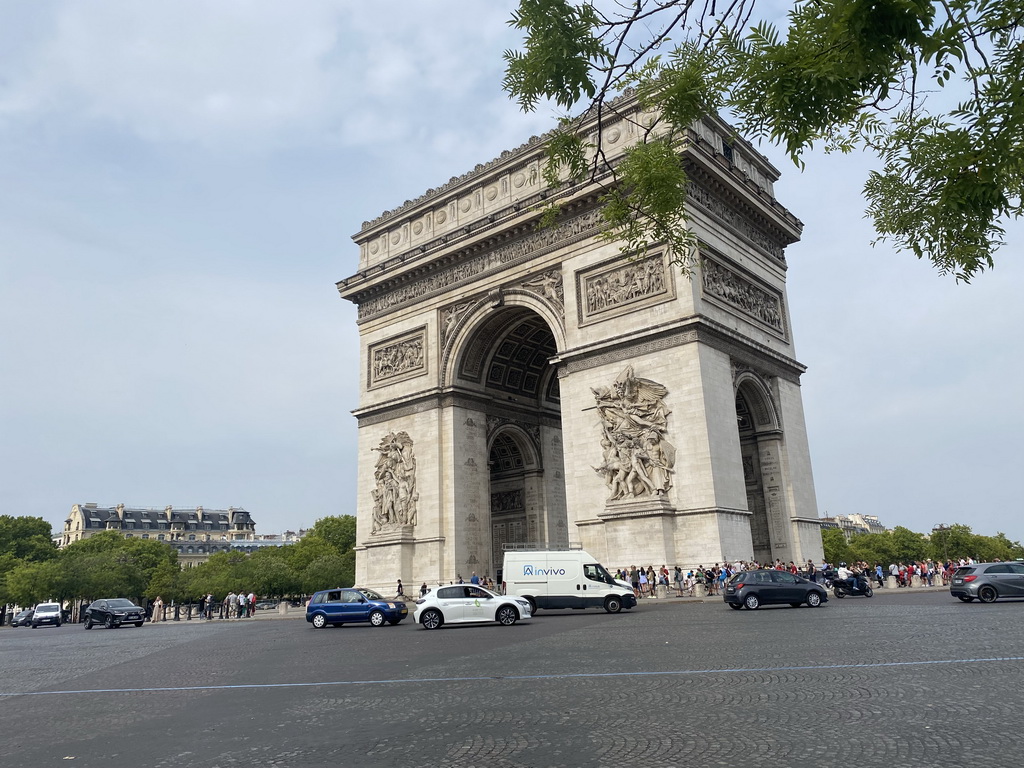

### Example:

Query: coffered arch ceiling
xmin=456 ymin=307 xmax=559 ymax=406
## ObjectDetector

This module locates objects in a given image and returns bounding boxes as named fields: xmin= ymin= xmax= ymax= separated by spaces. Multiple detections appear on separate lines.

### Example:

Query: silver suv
xmin=950 ymin=562 xmax=1024 ymax=603
xmin=31 ymin=602 xmax=63 ymax=628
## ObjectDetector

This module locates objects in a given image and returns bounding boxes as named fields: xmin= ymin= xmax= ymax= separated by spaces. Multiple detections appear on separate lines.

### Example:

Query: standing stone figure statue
xmin=371 ymin=431 xmax=419 ymax=534
xmin=592 ymin=367 xmax=675 ymax=500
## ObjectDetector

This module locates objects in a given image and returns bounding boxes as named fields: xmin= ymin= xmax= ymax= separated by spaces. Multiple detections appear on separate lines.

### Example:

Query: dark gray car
xmin=950 ymin=562 xmax=1024 ymax=603
xmin=723 ymin=569 xmax=828 ymax=610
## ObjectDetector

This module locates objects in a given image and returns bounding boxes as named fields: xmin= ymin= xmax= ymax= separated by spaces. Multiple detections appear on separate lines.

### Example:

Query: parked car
xmin=11 ymin=609 xmax=34 ymax=627
xmin=414 ymin=584 xmax=533 ymax=630
xmin=723 ymin=570 xmax=828 ymax=610
xmin=30 ymin=603 xmax=63 ymax=628
xmin=255 ymin=600 xmax=278 ymax=611
xmin=950 ymin=562 xmax=1024 ymax=603
xmin=84 ymin=598 xmax=146 ymax=629
xmin=305 ymin=587 xmax=408 ymax=628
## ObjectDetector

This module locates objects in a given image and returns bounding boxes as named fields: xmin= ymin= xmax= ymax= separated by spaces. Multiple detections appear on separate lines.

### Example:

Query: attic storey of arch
xmin=503 ymin=0 xmax=1024 ymax=281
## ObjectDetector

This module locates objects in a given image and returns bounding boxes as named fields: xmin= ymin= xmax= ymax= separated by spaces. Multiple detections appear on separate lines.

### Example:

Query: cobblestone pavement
xmin=1 ymin=590 xmax=1021 ymax=767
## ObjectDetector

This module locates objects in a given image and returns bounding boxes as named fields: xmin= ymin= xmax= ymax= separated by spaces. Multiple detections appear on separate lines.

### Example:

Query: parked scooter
xmin=833 ymin=574 xmax=874 ymax=598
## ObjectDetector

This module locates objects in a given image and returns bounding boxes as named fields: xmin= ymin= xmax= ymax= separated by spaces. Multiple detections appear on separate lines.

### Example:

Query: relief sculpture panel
xmin=701 ymin=257 xmax=785 ymax=333
xmin=368 ymin=329 xmax=426 ymax=387
xmin=592 ymin=366 xmax=675 ymax=500
xmin=371 ymin=431 xmax=419 ymax=534
xmin=577 ymin=252 xmax=672 ymax=325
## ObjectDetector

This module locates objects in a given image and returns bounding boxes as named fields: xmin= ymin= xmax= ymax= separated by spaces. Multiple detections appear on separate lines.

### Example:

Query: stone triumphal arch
xmin=338 ymin=97 xmax=824 ymax=591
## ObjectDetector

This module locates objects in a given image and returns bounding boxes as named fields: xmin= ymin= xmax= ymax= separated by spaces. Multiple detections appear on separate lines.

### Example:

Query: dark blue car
xmin=306 ymin=587 xmax=408 ymax=628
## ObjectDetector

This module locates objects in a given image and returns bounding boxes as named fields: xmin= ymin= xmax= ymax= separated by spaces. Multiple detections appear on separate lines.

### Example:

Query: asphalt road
xmin=1 ymin=590 xmax=1022 ymax=768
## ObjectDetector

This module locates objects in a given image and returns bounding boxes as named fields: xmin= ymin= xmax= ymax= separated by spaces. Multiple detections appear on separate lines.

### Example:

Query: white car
xmin=414 ymin=584 xmax=532 ymax=630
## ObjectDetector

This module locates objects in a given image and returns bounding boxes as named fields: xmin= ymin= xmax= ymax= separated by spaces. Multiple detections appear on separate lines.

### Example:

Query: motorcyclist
xmin=836 ymin=562 xmax=852 ymax=588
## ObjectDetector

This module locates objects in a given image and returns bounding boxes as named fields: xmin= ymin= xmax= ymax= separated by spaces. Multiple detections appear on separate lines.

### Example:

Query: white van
xmin=502 ymin=549 xmax=637 ymax=614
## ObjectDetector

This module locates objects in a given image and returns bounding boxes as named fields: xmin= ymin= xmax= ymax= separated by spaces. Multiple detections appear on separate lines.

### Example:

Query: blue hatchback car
xmin=306 ymin=587 xmax=408 ymax=628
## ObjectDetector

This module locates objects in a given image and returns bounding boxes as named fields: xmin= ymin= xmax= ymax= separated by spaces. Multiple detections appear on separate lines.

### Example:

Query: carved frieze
xmin=439 ymin=301 xmax=476 ymax=350
xmin=701 ymin=257 xmax=785 ymax=333
xmin=357 ymin=208 xmax=603 ymax=320
xmin=577 ymin=252 xmax=672 ymax=325
xmin=592 ymin=366 xmax=675 ymax=501
xmin=371 ymin=431 xmax=418 ymax=534
xmin=491 ymin=489 xmax=525 ymax=515
xmin=519 ymin=269 xmax=564 ymax=310
xmin=687 ymin=179 xmax=786 ymax=262
xmin=368 ymin=328 xmax=426 ymax=387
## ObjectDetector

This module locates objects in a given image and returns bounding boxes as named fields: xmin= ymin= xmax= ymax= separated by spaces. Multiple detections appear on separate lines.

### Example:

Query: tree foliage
xmin=503 ymin=0 xmax=1024 ymax=280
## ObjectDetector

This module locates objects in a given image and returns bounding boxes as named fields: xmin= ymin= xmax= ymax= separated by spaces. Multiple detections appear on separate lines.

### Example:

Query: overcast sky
xmin=1 ymin=2 xmax=1021 ymax=544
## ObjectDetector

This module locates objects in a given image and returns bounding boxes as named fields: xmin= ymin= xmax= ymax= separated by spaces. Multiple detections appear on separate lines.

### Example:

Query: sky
xmin=1 ymin=1 xmax=1021 ymax=543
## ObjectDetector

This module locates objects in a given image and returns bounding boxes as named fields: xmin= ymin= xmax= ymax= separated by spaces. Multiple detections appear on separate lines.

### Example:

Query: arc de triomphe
xmin=338 ymin=99 xmax=824 ymax=591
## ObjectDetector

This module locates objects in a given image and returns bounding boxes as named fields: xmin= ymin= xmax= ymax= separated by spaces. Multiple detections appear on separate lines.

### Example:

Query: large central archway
xmin=451 ymin=305 xmax=567 ymax=580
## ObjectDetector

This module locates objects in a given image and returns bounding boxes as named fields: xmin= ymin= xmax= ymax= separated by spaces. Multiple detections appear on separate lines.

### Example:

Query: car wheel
xmin=84 ymin=618 xmax=93 ymax=630
xmin=604 ymin=596 xmax=622 ymax=614
xmin=523 ymin=596 xmax=537 ymax=615
xmin=388 ymin=619 xmax=402 ymax=626
xmin=957 ymin=595 xmax=974 ymax=602
xmin=56 ymin=621 xmax=62 ymax=627
xmin=864 ymin=587 xmax=874 ymax=597
xmin=728 ymin=603 xmax=743 ymax=610
xmin=135 ymin=622 xmax=144 ymax=628
xmin=30 ymin=623 xmax=36 ymax=629
xmin=806 ymin=591 xmax=823 ymax=608
xmin=979 ymin=586 xmax=998 ymax=603
xmin=421 ymin=609 xmax=443 ymax=630
xmin=311 ymin=613 xmax=327 ymax=629
xmin=497 ymin=605 xmax=519 ymax=626
xmin=369 ymin=610 xmax=386 ymax=627
xmin=105 ymin=616 xmax=116 ymax=629
xmin=743 ymin=594 xmax=760 ymax=610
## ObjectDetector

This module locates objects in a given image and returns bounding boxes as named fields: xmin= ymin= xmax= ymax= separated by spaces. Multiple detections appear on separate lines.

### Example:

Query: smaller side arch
xmin=734 ymin=370 xmax=780 ymax=433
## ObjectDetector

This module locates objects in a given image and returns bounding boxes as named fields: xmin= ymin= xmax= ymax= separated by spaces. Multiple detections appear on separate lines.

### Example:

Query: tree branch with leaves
xmin=503 ymin=0 xmax=1023 ymax=280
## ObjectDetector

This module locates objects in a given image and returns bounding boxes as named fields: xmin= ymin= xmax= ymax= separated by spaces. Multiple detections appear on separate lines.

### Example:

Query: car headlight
xmin=386 ymin=603 xmax=395 ymax=609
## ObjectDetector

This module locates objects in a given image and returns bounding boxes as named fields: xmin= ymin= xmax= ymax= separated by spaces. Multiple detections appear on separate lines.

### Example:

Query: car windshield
xmin=36 ymin=604 xmax=60 ymax=612
xmin=357 ymin=589 xmax=384 ymax=600
xmin=953 ymin=567 xmax=975 ymax=576
xmin=107 ymin=599 xmax=137 ymax=608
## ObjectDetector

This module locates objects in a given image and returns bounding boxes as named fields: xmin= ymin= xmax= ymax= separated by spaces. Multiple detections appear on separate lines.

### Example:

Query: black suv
xmin=84 ymin=598 xmax=146 ymax=629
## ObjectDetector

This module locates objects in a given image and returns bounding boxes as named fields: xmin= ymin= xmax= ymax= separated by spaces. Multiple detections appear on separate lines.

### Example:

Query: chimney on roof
xmin=85 ymin=503 xmax=98 ymax=508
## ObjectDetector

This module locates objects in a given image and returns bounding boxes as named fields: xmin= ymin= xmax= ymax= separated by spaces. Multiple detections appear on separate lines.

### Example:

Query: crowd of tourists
xmin=613 ymin=557 xmax=981 ymax=599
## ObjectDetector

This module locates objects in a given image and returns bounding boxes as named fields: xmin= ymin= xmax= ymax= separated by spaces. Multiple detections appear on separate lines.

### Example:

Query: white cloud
xmin=0 ymin=1 xmax=524 ymax=151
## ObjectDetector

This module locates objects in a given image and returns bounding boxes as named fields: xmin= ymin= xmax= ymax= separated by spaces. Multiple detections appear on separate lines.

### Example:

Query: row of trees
xmin=821 ymin=524 xmax=1024 ymax=566
xmin=0 ymin=515 xmax=357 ymax=613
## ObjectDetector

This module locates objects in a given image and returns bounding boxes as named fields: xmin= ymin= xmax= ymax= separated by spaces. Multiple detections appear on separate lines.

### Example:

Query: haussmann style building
xmin=337 ymin=95 xmax=824 ymax=592
xmin=61 ymin=503 xmax=257 ymax=566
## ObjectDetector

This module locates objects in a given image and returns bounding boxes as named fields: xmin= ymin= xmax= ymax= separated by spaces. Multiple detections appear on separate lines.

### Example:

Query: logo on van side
xmin=522 ymin=565 xmax=566 ymax=576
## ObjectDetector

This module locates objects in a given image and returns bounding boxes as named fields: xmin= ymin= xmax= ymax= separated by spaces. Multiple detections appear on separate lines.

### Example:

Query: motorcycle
xmin=833 ymin=576 xmax=874 ymax=598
